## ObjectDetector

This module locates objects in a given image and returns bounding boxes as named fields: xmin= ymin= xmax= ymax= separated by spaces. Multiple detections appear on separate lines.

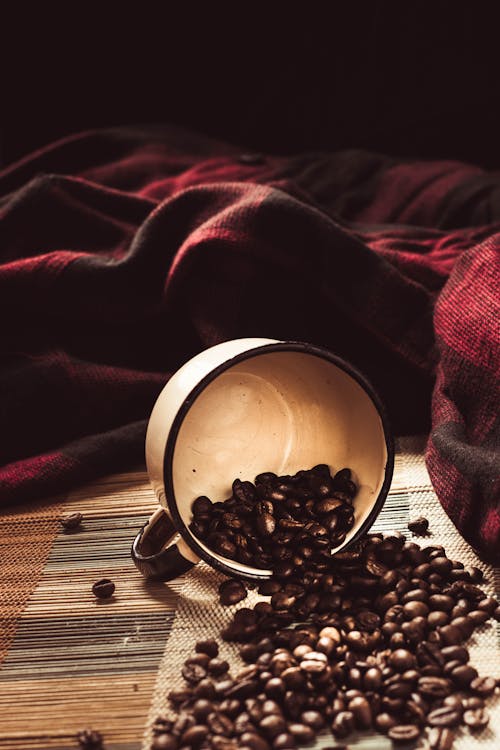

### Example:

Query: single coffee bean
xmin=408 ymin=517 xmax=429 ymax=535
xmin=331 ymin=711 xmax=355 ymax=739
xmin=470 ymin=675 xmax=497 ymax=696
xmin=450 ymin=664 xmax=478 ymax=688
xmin=440 ymin=645 xmax=469 ymax=663
xmin=375 ymin=712 xmax=396 ymax=732
xmin=180 ymin=725 xmax=209 ymax=747
xmin=182 ymin=663 xmax=207 ymax=684
xmin=348 ymin=696 xmax=372 ymax=729
xmin=91 ymin=578 xmax=115 ymax=599
xmin=240 ymin=733 xmax=270 ymax=750
xmin=467 ymin=609 xmax=489 ymax=625
xmin=195 ymin=639 xmax=219 ymax=658
xmin=287 ymin=724 xmax=315 ymax=743
xmin=61 ymin=511 xmax=83 ymax=530
xmin=208 ymin=658 xmax=229 ymax=676
xmin=219 ymin=579 xmax=247 ymax=606
xmin=192 ymin=496 xmax=213 ymax=516
xmin=259 ymin=715 xmax=287 ymax=739
xmin=76 ymin=729 xmax=104 ymax=749
xmin=427 ymin=705 xmax=462 ymax=727
xmin=152 ymin=735 xmax=178 ymax=750
xmin=428 ymin=727 xmax=455 ymax=750
xmin=272 ymin=733 xmax=295 ymax=749
xmin=192 ymin=700 xmax=213 ymax=721
xmin=389 ymin=649 xmax=415 ymax=671
xmin=387 ymin=724 xmax=421 ymax=743
xmin=463 ymin=707 xmax=490 ymax=729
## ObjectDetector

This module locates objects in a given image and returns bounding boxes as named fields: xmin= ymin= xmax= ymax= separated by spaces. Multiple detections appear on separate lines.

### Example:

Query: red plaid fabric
xmin=0 ymin=126 xmax=498 ymax=561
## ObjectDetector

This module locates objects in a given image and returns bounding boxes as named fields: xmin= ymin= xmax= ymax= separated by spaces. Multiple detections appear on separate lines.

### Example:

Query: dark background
xmin=2 ymin=3 xmax=500 ymax=169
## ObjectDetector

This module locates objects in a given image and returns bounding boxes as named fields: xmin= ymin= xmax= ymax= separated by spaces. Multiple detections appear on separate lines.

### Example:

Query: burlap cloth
xmin=142 ymin=437 xmax=500 ymax=750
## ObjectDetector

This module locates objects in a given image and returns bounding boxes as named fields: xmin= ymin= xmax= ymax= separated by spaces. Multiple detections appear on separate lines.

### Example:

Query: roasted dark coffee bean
xmin=61 ymin=511 xmax=83 ymax=530
xmin=387 ymin=724 xmax=421 ymax=743
xmin=207 ymin=658 xmax=229 ymax=676
xmin=418 ymin=676 xmax=452 ymax=699
xmin=272 ymin=733 xmax=296 ymax=749
xmin=151 ymin=735 xmax=178 ymax=750
xmin=195 ymin=639 xmax=219 ymax=658
xmin=219 ymin=579 xmax=247 ymax=606
xmin=182 ymin=663 xmax=207 ymax=684
xmin=76 ymin=729 xmax=104 ymax=749
xmin=259 ymin=715 xmax=287 ymax=738
xmin=193 ymin=679 xmax=216 ymax=700
xmin=389 ymin=649 xmax=415 ymax=671
xmin=192 ymin=700 xmax=214 ymax=721
xmin=180 ymin=725 xmax=210 ymax=747
xmin=331 ymin=711 xmax=355 ymax=739
xmin=440 ymin=645 xmax=469 ymax=663
xmin=428 ymin=727 xmax=455 ymax=750
xmin=463 ymin=698 xmax=484 ymax=715
xmin=427 ymin=705 xmax=462 ymax=727
xmin=207 ymin=712 xmax=234 ymax=736
xmin=438 ymin=624 xmax=463 ymax=646
xmin=92 ymin=578 xmax=115 ymax=599
xmin=470 ymin=675 xmax=497 ymax=696
xmin=467 ymin=609 xmax=489 ymax=625
xmin=463 ymin=708 xmax=490 ymax=729
xmin=299 ymin=711 xmax=324 ymax=731
xmin=287 ymin=723 xmax=315 ymax=743
xmin=192 ymin=496 xmax=213 ymax=516
xmin=375 ymin=712 xmax=396 ymax=732
xmin=408 ymin=516 xmax=429 ymax=535
xmin=348 ymin=696 xmax=372 ymax=729
xmin=450 ymin=663 xmax=478 ymax=688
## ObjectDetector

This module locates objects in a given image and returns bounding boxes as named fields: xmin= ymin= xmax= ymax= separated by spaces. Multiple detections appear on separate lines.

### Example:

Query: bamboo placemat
xmin=0 ymin=439 xmax=499 ymax=750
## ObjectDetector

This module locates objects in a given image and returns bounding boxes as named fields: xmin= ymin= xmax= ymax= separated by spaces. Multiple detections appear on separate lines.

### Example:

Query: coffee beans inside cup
xmin=150 ymin=465 xmax=499 ymax=750
xmin=189 ymin=464 xmax=357 ymax=571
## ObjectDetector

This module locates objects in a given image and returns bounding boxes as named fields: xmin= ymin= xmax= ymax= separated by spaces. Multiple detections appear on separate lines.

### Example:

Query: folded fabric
xmin=0 ymin=125 xmax=498 ymax=561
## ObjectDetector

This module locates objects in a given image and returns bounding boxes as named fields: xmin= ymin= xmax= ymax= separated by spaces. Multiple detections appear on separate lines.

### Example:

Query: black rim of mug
xmin=162 ymin=340 xmax=395 ymax=582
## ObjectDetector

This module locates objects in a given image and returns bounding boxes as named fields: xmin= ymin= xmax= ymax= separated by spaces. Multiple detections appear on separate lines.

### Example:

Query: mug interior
xmin=166 ymin=345 xmax=392 ymax=579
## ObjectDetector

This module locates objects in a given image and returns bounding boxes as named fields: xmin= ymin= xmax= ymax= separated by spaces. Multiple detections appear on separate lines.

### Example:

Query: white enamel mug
xmin=132 ymin=338 xmax=394 ymax=582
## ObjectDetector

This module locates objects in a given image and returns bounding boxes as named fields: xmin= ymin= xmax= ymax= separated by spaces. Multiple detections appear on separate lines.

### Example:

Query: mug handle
xmin=131 ymin=507 xmax=199 ymax=581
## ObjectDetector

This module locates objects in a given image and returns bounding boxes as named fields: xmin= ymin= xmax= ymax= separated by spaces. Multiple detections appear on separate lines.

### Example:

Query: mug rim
xmin=162 ymin=340 xmax=395 ymax=581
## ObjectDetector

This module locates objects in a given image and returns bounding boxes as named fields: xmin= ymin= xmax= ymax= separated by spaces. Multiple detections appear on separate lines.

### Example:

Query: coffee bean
xmin=287 ymin=723 xmax=315 ymax=743
xmin=463 ymin=700 xmax=484 ymax=716
xmin=348 ymin=696 xmax=372 ymax=729
xmin=76 ymin=729 xmax=104 ymax=749
xmin=219 ymin=579 xmax=247 ymax=606
xmin=428 ymin=727 xmax=455 ymax=750
xmin=240 ymin=733 xmax=270 ymax=750
xmin=440 ymin=645 xmax=469 ymax=663
xmin=470 ymin=675 xmax=497 ymax=696
xmin=61 ymin=511 xmax=83 ymax=530
xmin=463 ymin=707 xmax=490 ymax=730
xmin=408 ymin=517 xmax=429 ymax=535
xmin=182 ymin=663 xmax=207 ymax=684
xmin=180 ymin=725 xmax=209 ymax=747
xmin=389 ymin=649 xmax=415 ymax=671
xmin=152 ymin=735 xmax=178 ymax=750
xmin=192 ymin=496 xmax=213 ymax=516
xmin=208 ymin=658 xmax=229 ymax=676
xmin=427 ymin=705 xmax=462 ymax=727
xmin=331 ymin=711 xmax=355 ymax=739
xmin=450 ymin=664 xmax=478 ymax=688
xmin=196 ymin=639 xmax=219 ymax=658
xmin=259 ymin=715 xmax=287 ymax=738
xmin=418 ymin=676 xmax=452 ymax=699
xmin=91 ymin=578 xmax=115 ymax=599
xmin=272 ymin=734 xmax=295 ymax=749
xmin=387 ymin=724 xmax=421 ymax=743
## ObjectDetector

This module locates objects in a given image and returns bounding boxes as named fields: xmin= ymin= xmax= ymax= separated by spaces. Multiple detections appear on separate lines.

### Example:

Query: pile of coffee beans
xmin=150 ymin=468 xmax=500 ymax=750
xmin=189 ymin=465 xmax=357 ymax=570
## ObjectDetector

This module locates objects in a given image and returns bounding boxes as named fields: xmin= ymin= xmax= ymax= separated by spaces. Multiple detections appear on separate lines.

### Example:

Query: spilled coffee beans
xmin=151 ymin=466 xmax=499 ymax=750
